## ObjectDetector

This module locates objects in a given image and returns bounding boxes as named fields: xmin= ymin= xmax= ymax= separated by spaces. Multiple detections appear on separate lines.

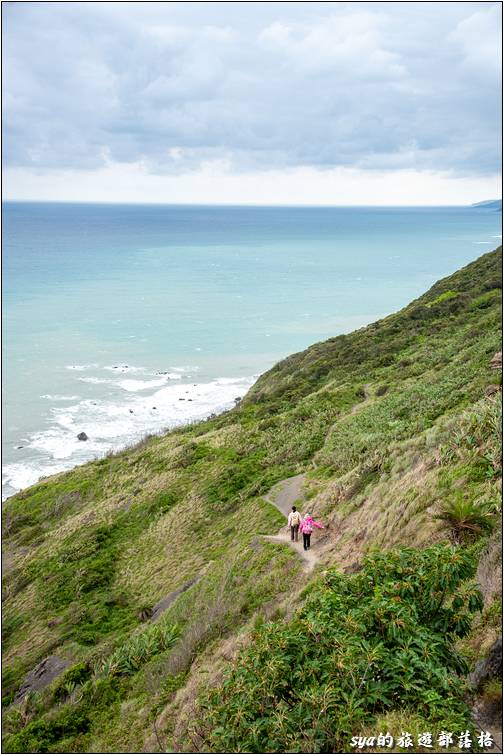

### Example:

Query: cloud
xmin=5 ymin=160 xmax=501 ymax=206
xmin=2 ymin=2 xmax=502 ymax=181
xmin=449 ymin=4 xmax=502 ymax=74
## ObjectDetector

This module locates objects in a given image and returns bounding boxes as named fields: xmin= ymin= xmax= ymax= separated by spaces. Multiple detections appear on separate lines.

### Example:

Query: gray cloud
xmin=3 ymin=2 xmax=501 ymax=176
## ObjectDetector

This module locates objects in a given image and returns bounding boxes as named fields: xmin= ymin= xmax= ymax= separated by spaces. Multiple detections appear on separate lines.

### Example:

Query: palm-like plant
xmin=99 ymin=622 xmax=179 ymax=677
xmin=434 ymin=494 xmax=494 ymax=544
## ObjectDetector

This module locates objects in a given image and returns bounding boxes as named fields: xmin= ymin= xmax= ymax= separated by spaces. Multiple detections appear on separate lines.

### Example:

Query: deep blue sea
xmin=2 ymin=202 xmax=501 ymax=498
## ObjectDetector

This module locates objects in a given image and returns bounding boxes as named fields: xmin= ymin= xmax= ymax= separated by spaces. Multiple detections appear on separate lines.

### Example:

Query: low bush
xmin=434 ymin=495 xmax=495 ymax=544
xmin=4 ymin=704 xmax=90 ymax=754
xmin=199 ymin=544 xmax=483 ymax=753
xmin=97 ymin=622 xmax=179 ymax=677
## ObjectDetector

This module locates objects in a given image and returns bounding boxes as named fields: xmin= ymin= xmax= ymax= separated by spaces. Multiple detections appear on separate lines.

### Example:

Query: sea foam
xmin=2 ymin=375 xmax=255 ymax=499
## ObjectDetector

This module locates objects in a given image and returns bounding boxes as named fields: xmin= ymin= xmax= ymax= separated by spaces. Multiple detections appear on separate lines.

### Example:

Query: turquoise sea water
xmin=2 ymin=202 xmax=501 ymax=498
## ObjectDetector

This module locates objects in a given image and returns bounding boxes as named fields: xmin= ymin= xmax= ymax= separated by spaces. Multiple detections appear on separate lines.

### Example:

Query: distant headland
xmin=472 ymin=199 xmax=502 ymax=210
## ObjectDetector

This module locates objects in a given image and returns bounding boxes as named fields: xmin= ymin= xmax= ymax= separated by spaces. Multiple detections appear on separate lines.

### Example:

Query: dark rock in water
xmin=188 ymin=398 xmax=193 ymax=401
xmin=152 ymin=406 xmax=157 ymax=410
xmin=15 ymin=655 xmax=70 ymax=702
xmin=469 ymin=636 xmax=502 ymax=688
xmin=77 ymin=432 xmax=88 ymax=441
xmin=16 ymin=446 xmax=24 ymax=449
xmin=179 ymin=398 xmax=185 ymax=401
xmin=129 ymin=409 xmax=134 ymax=413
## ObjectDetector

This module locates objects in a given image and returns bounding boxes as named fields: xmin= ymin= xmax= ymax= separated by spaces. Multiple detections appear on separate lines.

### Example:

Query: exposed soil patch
xmin=151 ymin=575 xmax=202 ymax=623
xmin=264 ymin=473 xmax=306 ymax=516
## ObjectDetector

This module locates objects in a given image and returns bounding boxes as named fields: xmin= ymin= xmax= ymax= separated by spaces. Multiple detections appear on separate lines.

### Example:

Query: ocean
xmin=2 ymin=202 xmax=501 ymax=499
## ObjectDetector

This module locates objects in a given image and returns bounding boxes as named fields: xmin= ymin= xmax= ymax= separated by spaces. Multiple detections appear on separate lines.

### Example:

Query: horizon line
xmin=3 ymin=198 xmax=502 ymax=209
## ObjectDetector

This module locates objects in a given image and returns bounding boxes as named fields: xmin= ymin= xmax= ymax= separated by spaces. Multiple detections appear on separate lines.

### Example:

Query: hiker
xmin=300 ymin=513 xmax=324 ymax=551
xmin=287 ymin=505 xmax=302 ymax=541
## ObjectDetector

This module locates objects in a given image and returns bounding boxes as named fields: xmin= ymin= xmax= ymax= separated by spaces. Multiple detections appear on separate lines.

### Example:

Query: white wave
xmin=103 ymin=365 xmax=146 ymax=373
xmin=3 ymin=462 xmax=72 ymax=496
xmin=41 ymin=394 xmax=81 ymax=401
xmin=116 ymin=377 xmax=170 ymax=392
xmin=79 ymin=374 xmax=180 ymax=391
xmin=4 ymin=376 xmax=256 ymax=498
xmin=78 ymin=377 xmax=115 ymax=385
xmin=473 ymin=241 xmax=494 ymax=245
xmin=66 ymin=364 xmax=99 ymax=371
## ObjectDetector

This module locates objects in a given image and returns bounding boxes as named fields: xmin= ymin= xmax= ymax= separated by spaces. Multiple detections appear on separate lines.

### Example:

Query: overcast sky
xmin=3 ymin=1 xmax=502 ymax=204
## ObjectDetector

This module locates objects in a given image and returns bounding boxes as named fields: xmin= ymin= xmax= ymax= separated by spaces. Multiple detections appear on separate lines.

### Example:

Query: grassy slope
xmin=2 ymin=248 xmax=502 ymax=753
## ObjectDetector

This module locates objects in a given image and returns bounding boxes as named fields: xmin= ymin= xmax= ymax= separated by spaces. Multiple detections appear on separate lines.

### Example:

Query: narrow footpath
xmin=263 ymin=473 xmax=320 ymax=572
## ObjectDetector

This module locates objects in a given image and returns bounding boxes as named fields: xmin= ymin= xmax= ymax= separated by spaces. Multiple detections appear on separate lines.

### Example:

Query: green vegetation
xmin=2 ymin=248 xmax=502 ymax=753
xmin=199 ymin=545 xmax=482 ymax=753
xmin=98 ymin=622 xmax=179 ymax=677
xmin=434 ymin=494 xmax=494 ymax=544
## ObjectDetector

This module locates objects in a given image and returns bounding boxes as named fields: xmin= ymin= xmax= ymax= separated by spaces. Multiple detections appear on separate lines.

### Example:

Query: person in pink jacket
xmin=300 ymin=513 xmax=324 ymax=551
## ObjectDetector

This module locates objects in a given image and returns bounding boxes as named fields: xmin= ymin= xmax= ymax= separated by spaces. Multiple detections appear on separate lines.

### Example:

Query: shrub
xmin=482 ymin=678 xmax=502 ymax=707
xmin=469 ymin=291 xmax=500 ymax=311
xmin=3 ymin=704 xmax=90 ymax=753
xmin=97 ymin=622 xmax=179 ymax=677
xmin=426 ymin=290 xmax=459 ymax=308
xmin=51 ymin=663 xmax=91 ymax=703
xmin=434 ymin=495 xmax=495 ymax=544
xmin=199 ymin=545 xmax=483 ymax=753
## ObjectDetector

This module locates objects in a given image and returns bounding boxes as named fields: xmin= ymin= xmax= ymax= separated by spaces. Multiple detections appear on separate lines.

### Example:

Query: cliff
xmin=2 ymin=248 xmax=502 ymax=753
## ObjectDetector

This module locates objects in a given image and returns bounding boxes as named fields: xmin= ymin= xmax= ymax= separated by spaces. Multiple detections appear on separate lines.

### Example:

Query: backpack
xmin=291 ymin=511 xmax=301 ymax=526
xmin=303 ymin=520 xmax=313 ymax=534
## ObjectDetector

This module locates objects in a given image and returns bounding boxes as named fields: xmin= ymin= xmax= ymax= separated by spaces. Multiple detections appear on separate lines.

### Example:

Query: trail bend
xmin=263 ymin=473 xmax=321 ymax=573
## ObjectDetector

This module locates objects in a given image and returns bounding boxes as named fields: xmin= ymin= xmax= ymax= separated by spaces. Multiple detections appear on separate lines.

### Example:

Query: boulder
xmin=490 ymin=351 xmax=502 ymax=370
xmin=77 ymin=432 xmax=88 ymax=441
xmin=15 ymin=655 xmax=70 ymax=702
xmin=485 ymin=384 xmax=501 ymax=396
xmin=469 ymin=636 xmax=502 ymax=688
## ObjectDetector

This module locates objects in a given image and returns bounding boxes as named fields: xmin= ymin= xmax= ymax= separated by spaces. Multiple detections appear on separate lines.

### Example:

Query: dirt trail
xmin=264 ymin=474 xmax=305 ymax=515
xmin=263 ymin=474 xmax=321 ymax=572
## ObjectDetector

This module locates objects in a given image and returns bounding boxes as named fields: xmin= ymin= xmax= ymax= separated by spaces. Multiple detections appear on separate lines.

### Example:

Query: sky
xmin=3 ymin=1 xmax=502 ymax=205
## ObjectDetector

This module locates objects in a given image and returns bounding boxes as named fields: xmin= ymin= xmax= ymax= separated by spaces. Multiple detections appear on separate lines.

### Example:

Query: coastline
xmin=2 ymin=369 xmax=256 ymax=501
xmin=4 ymin=203 xmax=501 ymax=502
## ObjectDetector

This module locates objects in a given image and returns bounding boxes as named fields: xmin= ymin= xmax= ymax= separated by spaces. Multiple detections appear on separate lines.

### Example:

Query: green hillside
xmin=2 ymin=248 xmax=502 ymax=753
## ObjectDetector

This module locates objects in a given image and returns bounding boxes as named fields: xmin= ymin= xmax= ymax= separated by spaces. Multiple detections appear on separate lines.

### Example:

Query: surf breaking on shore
xmin=2 ymin=364 xmax=256 ymax=500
